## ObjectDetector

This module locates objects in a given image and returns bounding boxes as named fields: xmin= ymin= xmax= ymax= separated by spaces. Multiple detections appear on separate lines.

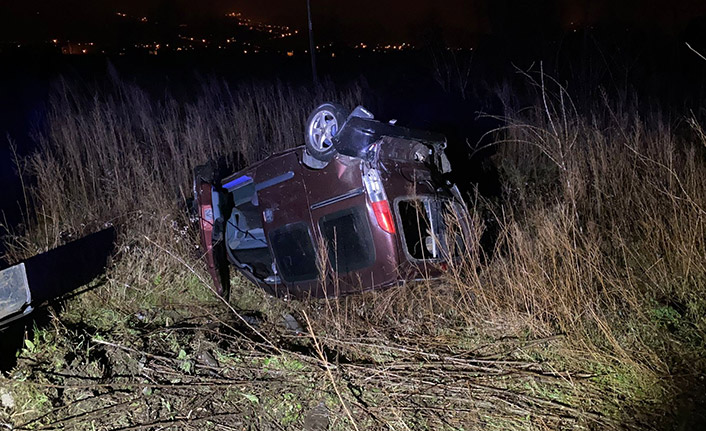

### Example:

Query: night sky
xmin=1 ymin=1 xmax=705 ymax=46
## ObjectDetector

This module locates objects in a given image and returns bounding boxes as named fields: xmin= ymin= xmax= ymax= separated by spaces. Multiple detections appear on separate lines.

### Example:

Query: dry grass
xmin=297 ymin=69 xmax=706 ymax=428
xmin=1 ymin=69 xmax=705 ymax=430
xmin=2 ymin=74 xmax=361 ymax=295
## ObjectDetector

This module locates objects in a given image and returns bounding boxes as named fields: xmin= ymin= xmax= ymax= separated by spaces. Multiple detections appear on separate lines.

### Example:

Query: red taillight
xmin=363 ymin=165 xmax=395 ymax=234
xmin=372 ymin=200 xmax=396 ymax=234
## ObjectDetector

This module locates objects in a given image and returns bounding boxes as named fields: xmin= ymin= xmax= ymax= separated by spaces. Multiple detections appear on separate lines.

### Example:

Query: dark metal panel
xmin=1 ymin=227 xmax=116 ymax=327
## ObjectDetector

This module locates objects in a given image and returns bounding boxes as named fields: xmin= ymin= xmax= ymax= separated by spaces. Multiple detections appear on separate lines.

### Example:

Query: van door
xmin=254 ymin=150 xmax=322 ymax=297
xmin=301 ymin=156 xmax=400 ymax=295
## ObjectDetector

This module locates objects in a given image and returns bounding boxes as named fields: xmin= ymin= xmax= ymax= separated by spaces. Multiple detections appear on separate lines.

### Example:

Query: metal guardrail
xmin=0 ymin=227 xmax=115 ymax=328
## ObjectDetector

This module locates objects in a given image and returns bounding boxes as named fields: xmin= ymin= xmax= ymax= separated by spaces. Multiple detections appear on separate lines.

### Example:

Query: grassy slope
xmin=0 ymin=72 xmax=705 ymax=430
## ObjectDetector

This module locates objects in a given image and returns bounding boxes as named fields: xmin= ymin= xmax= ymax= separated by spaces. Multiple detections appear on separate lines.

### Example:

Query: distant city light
xmin=33 ymin=10 xmax=436 ymax=58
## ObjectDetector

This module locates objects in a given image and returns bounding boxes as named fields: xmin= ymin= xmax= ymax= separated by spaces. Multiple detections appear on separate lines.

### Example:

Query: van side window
xmin=319 ymin=206 xmax=375 ymax=274
xmin=269 ymin=223 xmax=319 ymax=282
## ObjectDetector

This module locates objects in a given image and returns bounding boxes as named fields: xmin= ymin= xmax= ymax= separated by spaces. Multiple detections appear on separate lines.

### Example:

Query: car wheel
xmin=305 ymin=103 xmax=347 ymax=162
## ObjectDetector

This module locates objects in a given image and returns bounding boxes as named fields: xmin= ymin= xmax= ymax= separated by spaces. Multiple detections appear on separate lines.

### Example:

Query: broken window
xmin=397 ymin=198 xmax=451 ymax=261
xmin=396 ymin=198 xmax=468 ymax=262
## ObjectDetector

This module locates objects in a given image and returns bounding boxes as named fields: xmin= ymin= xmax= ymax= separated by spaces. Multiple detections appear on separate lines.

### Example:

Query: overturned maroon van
xmin=194 ymin=103 xmax=470 ymax=299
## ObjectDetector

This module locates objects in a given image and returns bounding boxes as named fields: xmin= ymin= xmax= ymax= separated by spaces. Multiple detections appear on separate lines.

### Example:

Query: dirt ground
xmin=2 ymin=273 xmax=697 ymax=431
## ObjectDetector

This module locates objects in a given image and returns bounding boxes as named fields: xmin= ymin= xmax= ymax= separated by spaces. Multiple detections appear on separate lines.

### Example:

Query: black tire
xmin=304 ymin=102 xmax=348 ymax=162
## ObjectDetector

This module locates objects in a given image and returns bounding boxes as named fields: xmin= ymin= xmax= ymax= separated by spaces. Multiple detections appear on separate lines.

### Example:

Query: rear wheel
xmin=305 ymin=103 xmax=347 ymax=162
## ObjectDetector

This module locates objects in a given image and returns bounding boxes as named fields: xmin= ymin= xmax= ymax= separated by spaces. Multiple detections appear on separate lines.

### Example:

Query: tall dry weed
xmin=463 ymin=69 xmax=705 ymax=372
xmin=3 ymin=73 xmax=361 ymax=302
xmin=299 ymin=70 xmax=706 ymax=422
